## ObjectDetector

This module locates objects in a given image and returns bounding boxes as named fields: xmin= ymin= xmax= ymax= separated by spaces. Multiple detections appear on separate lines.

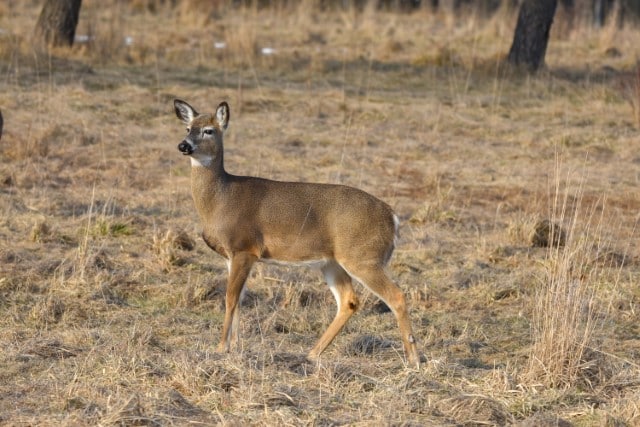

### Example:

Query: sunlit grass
xmin=0 ymin=1 xmax=639 ymax=425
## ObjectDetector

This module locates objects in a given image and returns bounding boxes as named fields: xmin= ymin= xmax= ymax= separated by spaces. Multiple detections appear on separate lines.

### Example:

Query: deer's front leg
xmin=218 ymin=252 xmax=256 ymax=352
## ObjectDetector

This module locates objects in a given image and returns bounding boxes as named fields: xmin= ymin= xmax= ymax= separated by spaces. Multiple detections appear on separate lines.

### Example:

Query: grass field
xmin=1 ymin=1 xmax=640 ymax=425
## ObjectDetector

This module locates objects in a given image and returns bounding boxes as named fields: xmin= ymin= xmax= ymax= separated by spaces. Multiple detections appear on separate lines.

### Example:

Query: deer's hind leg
xmin=308 ymin=261 xmax=359 ymax=360
xmin=340 ymin=262 xmax=420 ymax=368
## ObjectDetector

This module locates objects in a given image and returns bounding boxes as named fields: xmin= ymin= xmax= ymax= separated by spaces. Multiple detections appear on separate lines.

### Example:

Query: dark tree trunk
xmin=507 ymin=0 xmax=558 ymax=72
xmin=34 ymin=0 xmax=82 ymax=47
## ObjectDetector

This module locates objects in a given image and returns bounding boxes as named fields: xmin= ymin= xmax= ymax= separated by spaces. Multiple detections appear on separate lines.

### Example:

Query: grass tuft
xmin=152 ymin=228 xmax=195 ymax=270
xmin=525 ymin=157 xmax=614 ymax=389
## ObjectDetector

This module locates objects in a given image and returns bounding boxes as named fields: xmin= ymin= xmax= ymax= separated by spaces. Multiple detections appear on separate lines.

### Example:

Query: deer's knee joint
xmin=347 ymin=295 xmax=359 ymax=312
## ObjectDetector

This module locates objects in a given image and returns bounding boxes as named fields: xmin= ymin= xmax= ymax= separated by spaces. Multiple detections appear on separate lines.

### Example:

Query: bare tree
xmin=34 ymin=0 xmax=82 ymax=47
xmin=507 ymin=0 xmax=558 ymax=72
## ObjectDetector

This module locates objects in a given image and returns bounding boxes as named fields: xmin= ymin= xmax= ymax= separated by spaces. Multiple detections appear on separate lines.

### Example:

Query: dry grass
xmin=1 ymin=0 xmax=640 ymax=425
xmin=526 ymin=157 xmax=615 ymax=390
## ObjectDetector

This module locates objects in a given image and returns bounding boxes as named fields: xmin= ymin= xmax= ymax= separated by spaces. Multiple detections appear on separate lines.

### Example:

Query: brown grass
xmin=526 ymin=158 xmax=611 ymax=390
xmin=1 ymin=0 xmax=640 ymax=425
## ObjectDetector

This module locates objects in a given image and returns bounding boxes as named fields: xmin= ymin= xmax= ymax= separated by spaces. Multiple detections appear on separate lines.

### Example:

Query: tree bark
xmin=34 ymin=0 xmax=82 ymax=47
xmin=507 ymin=0 xmax=558 ymax=72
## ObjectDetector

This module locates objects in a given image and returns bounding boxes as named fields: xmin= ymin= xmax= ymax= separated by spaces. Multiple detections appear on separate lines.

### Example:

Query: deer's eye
xmin=186 ymin=127 xmax=190 ymax=133
xmin=203 ymin=128 xmax=215 ymax=135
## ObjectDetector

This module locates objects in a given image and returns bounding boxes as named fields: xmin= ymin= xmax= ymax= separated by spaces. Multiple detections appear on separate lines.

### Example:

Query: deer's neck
xmin=190 ymin=158 xmax=229 ymax=219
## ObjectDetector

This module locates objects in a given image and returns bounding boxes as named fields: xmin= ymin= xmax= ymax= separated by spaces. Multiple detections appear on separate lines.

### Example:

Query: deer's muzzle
xmin=178 ymin=141 xmax=194 ymax=155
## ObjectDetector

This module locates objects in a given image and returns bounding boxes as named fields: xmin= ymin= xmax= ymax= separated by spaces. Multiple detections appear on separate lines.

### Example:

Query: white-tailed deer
xmin=173 ymin=99 xmax=420 ymax=368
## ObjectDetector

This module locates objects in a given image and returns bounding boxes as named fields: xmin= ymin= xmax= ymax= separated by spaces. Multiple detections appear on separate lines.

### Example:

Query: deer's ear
xmin=216 ymin=102 xmax=230 ymax=130
xmin=174 ymin=99 xmax=197 ymax=125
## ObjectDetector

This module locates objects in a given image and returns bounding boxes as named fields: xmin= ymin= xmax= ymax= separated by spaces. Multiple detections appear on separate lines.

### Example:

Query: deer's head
xmin=174 ymin=99 xmax=229 ymax=167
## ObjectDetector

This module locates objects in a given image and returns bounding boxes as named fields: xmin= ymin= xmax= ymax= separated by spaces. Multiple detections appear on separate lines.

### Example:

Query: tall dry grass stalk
xmin=526 ymin=154 xmax=609 ymax=389
xmin=629 ymin=65 xmax=640 ymax=126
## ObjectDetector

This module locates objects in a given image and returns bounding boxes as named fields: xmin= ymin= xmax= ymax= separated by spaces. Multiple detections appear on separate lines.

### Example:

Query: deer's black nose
xmin=178 ymin=141 xmax=193 ymax=155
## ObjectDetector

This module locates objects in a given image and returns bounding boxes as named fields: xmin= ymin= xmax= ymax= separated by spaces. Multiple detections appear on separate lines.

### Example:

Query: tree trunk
xmin=34 ymin=0 xmax=82 ymax=47
xmin=507 ymin=0 xmax=558 ymax=72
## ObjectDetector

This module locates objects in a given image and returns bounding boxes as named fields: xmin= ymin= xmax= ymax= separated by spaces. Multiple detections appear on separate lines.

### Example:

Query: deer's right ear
xmin=174 ymin=99 xmax=197 ymax=125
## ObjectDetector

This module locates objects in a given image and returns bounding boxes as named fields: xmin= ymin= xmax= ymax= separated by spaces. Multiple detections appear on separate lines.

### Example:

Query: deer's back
xmin=202 ymin=176 xmax=397 ymax=264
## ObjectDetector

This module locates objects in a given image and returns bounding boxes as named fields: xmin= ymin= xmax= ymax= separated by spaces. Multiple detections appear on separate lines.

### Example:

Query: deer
xmin=173 ymin=99 xmax=420 ymax=368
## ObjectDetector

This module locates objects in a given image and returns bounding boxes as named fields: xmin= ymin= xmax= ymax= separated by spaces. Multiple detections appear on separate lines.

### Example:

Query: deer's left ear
xmin=216 ymin=102 xmax=230 ymax=131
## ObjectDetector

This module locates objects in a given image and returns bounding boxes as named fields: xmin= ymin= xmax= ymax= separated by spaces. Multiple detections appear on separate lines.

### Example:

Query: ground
xmin=1 ymin=1 xmax=639 ymax=425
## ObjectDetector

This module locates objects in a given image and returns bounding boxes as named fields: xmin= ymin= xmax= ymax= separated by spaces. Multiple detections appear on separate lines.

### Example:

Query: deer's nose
xmin=178 ymin=141 xmax=194 ymax=155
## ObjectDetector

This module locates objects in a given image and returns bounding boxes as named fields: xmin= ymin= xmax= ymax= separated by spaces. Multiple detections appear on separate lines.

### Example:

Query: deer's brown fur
xmin=174 ymin=99 xmax=420 ymax=367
